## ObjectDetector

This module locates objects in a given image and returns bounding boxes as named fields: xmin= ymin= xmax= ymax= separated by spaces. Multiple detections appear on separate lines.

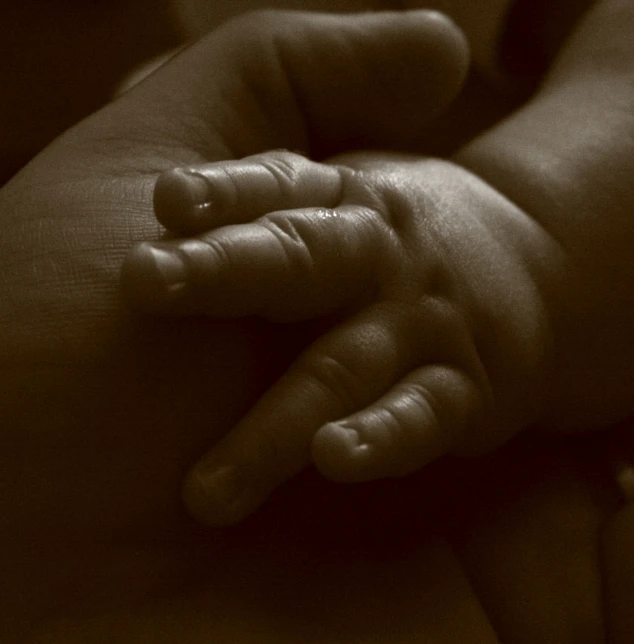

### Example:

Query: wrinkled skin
xmin=123 ymin=0 xmax=634 ymax=528
xmin=1 ymin=6 xmax=470 ymax=548
xmin=123 ymin=149 xmax=558 ymax=526
xmin=1 ymin=5 xmax=633 ymax=643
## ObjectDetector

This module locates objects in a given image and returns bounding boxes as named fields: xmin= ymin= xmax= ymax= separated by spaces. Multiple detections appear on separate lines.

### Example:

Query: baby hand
xmin=123 ymin=149 xmax=558 ymax=525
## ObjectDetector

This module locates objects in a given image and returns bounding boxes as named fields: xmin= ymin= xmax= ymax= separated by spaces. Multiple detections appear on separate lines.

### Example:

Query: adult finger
xmin=111 ymin=9 xmax=469 ymax=162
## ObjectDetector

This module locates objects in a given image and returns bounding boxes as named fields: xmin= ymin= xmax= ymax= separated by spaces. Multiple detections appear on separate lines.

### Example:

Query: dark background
xmin=1 ymin=0 xmax=180 ymax=184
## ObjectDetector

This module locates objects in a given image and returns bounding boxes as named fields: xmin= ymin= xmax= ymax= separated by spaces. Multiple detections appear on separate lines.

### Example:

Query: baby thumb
xmin=119 ymin=9 xmax=469 ymax=160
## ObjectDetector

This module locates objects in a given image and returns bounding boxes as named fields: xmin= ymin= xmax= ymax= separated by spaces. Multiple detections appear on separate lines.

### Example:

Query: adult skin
xmin=1 ymin=10 xmax=474 ymax=638
xmin=1 ymin=5 xmax=632 ymax=643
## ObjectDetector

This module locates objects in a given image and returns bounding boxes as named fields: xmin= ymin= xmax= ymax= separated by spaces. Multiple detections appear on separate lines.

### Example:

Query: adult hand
xmin=1 ymin=7 xmax=466 ymax=541
xmin=0 ymin=8 xmax=469 ymax=636
xmin=2 ymin=4 xmax=631 ymax=642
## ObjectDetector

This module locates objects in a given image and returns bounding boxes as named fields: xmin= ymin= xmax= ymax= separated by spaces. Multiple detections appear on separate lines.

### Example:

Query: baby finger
xmin=154 ymin=150 xmax=345 ymax=234
xmin=312 ymin=363 xmax=488 ymax=482
xmin=121 ymin=204 xmax=390 ymax=320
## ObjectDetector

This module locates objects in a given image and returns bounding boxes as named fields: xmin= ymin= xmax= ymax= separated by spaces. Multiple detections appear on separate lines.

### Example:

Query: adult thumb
xmin=113 ymin=9 xmax=469 ymax=161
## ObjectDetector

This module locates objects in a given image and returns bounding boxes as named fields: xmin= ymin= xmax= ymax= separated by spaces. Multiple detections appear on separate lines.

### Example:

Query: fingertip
xmin=413 ymin=9 xmax=471 ymax=95
xmin=154 ymin=168 xmax=212 ymax=234
xmin=417 ymin=9 xmax=469 ymax=53
xmin=386 ymin=8 xmax=469 ymax=76
xmin=331 ymin=8 xmax=470 ymax=149
xmin=120 ymin=242 xmax=188 ymax=312
xmin=312 ymin=422 xmax=377 ymax=483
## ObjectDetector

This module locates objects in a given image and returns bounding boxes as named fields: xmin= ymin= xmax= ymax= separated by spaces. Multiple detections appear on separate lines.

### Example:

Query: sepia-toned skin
xmin=122 ymin=0 xmax=634 ymax=529
xmin=125 ymin=149 xmax=557 ymax=526
xmin=1 ymin=9 xmax=468 ymax=543
xmin=1 ymin=3 xmax=633 ymax=642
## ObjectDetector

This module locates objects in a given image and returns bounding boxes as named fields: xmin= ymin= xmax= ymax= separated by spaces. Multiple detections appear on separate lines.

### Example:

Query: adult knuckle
xmin=226 ymin=9 xmax=288 ymax=37
xmin=224 ymin=8 xmax=307 ymax=52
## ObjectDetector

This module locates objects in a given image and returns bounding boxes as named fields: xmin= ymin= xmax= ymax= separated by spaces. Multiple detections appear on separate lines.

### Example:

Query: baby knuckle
xmin=338 ymin=171 xmax=404 ymax=253
xmin=396 ymin=382 xmax=439 ymax=433
xmin=259 ymin=216 xmax=314 ymax=273
xmin=198 ymin=236 xmax=233 ymax=268
xmin=380 ymin=180 xmax=428 ymax=234
xmin=334 ymin=163 xmax=362 ymax=187
xmin=363 ymin=206 xmax=397 ymax=252
xmin=375 ymin=403 xmax=434 ymax=475
xmin=340 ymin=167 xmax=388 ymax=216
xmin=377 ymin=406 xmax=407 ymax=442
xmin=262 ymin=148 xmax=307 ymax=168
xmin=295 ymin=351 xmax=367 ymax=413
xmin=259 ymin=152 xmax=304 ymax=197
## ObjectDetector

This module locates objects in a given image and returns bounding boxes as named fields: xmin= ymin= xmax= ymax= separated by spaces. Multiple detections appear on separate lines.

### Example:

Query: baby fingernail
xmin=312 ymin=423 xmax=375 ymax=482
xmin=335 ymin=424 xmax=372 ymax=456
xmin=315 ymin=423 xmax=371 ymax=459
xmin=147 ymin=246 xmax=187 ymax=293
xmin=181 ymin=169 xmax=212 ymax=211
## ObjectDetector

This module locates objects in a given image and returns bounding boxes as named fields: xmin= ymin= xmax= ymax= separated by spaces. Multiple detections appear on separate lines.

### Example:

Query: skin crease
xmin=1 ymin=11 xmax=491 ymax=639
xmin=126 ymin=150 xmax=556 ymax=525
xmin=1 ymin=9 xmax=471 ymax=541
xmin=0 ymin=3 xmax=632 ymax=643
xmin=121 ymin=0 xmax=634 ymax=525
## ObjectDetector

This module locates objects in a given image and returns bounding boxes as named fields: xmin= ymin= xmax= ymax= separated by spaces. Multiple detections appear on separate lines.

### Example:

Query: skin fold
xmin=1 ymin=3 xmax=632 ymax=642
xmin=122 ymin=0 xmax=634 ymax=527
xmin=124 ymin=151 xmax=556 ymax=525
